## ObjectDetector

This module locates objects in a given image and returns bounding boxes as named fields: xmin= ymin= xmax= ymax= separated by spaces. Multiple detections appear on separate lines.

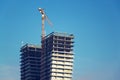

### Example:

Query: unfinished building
xmin=20 ymin=44 xmax=41 ymax=80
xmin=20 ymin=32 xmax=74 ymax=80
xmin=40 ymin=32 xmax=74 ymax=80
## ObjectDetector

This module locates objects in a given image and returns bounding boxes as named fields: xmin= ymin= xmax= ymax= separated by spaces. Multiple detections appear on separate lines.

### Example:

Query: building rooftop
xmin=21 ymin=44 xmax=41 ymax=50
xmin=45 ymin=32 xmax=74 ymax=39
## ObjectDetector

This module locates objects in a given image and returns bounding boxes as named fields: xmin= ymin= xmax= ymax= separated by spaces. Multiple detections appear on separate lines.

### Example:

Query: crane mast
xmin=38 ymin=8 xmax=54 ymax=80
xmin=38 ymin=7 xmax=53 ymax=55
xmin=38 ymin=8 xmax=45 ymax=40
xmin=38 ymin=8 xmax=52 ymax=41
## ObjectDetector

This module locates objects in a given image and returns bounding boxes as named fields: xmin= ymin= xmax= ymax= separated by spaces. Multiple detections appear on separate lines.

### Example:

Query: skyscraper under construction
xmin=40 ymin=32 xmax=74 ymax=80
xmin=20 ymin=44 xmax=41 ymax=80
xmin=20 ymin=32 xmax=74 ymax=80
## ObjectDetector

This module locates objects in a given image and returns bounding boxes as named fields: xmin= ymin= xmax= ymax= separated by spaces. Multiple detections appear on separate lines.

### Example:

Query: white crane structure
xmin=38 ymin=8 xmax=52 ymax=40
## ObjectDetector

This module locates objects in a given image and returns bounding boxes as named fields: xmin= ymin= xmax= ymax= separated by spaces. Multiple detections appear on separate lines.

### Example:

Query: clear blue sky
xmin=0 ymin=0 xmax=120 ymax=80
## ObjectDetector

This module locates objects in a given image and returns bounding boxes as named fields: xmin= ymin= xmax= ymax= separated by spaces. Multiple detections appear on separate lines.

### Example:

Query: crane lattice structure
xmin=38 ymin=8 xmax=52 ymax=41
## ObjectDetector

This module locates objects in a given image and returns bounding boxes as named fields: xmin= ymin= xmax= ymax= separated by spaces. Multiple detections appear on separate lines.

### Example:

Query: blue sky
xmin=0 ymin=0 xmax=120 ymax=80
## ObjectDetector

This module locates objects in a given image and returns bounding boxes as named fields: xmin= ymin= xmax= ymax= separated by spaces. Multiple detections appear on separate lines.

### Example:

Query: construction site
xmin=20 ymin=8 xmax=74 ymax=80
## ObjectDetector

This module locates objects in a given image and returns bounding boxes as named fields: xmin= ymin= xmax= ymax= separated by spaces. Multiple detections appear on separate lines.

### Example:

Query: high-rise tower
xmin=20 ymin=44 xmax=41 ymax=80
xmin=40 ymin=32 xmax=74 ymax=80
xmin=20 ymin=32 xmax=74 ymax=80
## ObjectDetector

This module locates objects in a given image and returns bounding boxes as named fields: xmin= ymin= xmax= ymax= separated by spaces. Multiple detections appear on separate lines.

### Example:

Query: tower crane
xmin=38 ymin=8 xmax=52 ymax=40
